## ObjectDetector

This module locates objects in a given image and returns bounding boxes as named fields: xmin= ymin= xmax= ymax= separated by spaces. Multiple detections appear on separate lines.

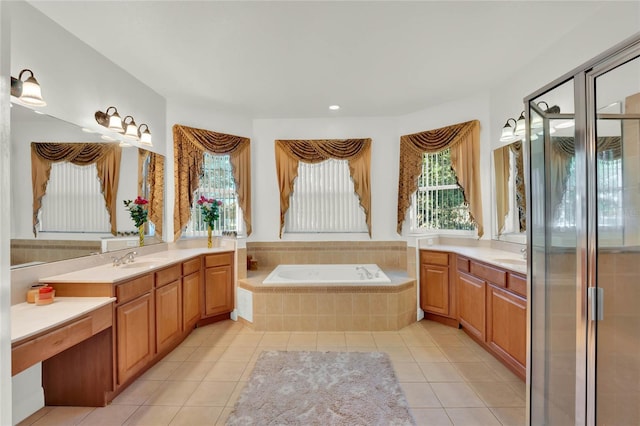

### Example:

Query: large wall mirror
xmin=493 ymin=140 xmax=526 ymax=242
xmin=10 ymin=104 xmax=165 ymax=267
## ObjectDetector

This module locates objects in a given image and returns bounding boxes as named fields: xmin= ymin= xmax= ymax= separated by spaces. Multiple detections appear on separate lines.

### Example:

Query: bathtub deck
xmin=238 ymin=269 xmax=417 ymax=332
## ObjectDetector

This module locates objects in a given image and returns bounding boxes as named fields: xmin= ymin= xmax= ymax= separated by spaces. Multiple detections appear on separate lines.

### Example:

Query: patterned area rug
xmin=227 ymin=351 xmax=415 ymax=426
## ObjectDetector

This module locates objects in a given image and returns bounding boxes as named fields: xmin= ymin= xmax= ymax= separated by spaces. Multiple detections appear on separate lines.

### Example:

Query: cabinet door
xmin=487 ymin=284 xmax=526 ymax=374
xmin=182 ymin=271 xmax=201 ymax=331
xmin=156 ymin=280 xmax=182 ymax=354
xmin=420 ymin=263 xmax=449 ymax=316
xmin=458 ymin=271 xmax=486 ymax=341
xmin=204 ymin=265 xmax=233 ymax=317
xmin=116 ymin=293 xmax=153 ymax=385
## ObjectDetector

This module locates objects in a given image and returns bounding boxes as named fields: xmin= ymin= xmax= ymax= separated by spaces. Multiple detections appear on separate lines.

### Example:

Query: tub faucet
xmin=112 ymin=251 xmax=137 ymax=267
xmin=356 ymin=266 xmax=373 ymax=279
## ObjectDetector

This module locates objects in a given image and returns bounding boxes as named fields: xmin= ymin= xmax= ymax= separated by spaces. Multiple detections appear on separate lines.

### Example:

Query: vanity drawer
xmin=205 ymin=252 xmax=233 ymax=268
xmin=156 ymin=264 xmax=181 ymax=287
xmin=507 ymin=273 xmax=527 ymax=297
xmin=457 ymin=256 xmax=470 ymax=273
xmin=182 ymin=258 xmax=201 ymax=276
xmin=470 ymin=261 xmax=507 ymax=287
xmin=116 ymin=274 xmax=153 ymax=304
xmin=12 ymin=316 xmax=93 ymax=376
xmin=420 ymin=250 xmax=449 ymax=266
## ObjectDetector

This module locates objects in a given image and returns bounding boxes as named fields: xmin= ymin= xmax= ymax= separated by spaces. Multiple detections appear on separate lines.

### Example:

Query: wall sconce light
xmin=95 ymin=106 xmax=125 ymax=132
xmin=138 ymin=124 xmax=152 ymax=146
xmin=123 ymin=115 xmax=139 ymax=139
xmin=11 ymin=69 xmax=46 ymax=107
xmin=499 ymin=118 xmax=518 ymax=142
xmin=514 ymin=111 xmax=526 ymax=136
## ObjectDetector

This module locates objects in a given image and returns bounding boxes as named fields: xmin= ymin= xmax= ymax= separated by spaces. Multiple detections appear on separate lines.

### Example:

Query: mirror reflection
xmin=494 ymin=140 xmax=526 ymax=238
xmin=10 ymin=104 xmax=164 ymax=267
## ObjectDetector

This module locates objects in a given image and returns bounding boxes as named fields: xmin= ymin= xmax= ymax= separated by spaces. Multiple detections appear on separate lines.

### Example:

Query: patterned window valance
xmin=138 ymin=149 xmax=165 ymax=238
xmin=275 ymin=138 xmax=372 ymax=238
xmin=173 ymin=124 xmax=252 ymax=240
xmin=397 ymin=119 xmax=483 ymax=237
xmin=31 ymin=142 xmax=121 ymax=236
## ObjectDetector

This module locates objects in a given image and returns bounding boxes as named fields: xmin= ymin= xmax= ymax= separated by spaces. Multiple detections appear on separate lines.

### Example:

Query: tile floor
xmin=18 ymin=320 xmax=526 ymax=426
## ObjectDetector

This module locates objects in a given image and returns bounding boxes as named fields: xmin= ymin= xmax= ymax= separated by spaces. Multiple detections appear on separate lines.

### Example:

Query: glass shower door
xmin=592 ymin=51 xmax=640 ymax=426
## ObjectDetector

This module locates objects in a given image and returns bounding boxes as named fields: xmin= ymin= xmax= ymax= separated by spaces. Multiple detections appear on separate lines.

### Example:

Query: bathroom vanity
xmin=15 ymin=248 xmax=236 ymax=405
xmin=420 ymin=247 xmax=527 ymax=379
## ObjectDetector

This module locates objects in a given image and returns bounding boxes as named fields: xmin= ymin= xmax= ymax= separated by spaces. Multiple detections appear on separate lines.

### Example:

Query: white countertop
xmin=12 ymin=297 xmax=116 ymax=344
xmin=422 ymin=244 xmax=527 ymax=274
xmin=39 ymin=247 xmax=234 ymax=284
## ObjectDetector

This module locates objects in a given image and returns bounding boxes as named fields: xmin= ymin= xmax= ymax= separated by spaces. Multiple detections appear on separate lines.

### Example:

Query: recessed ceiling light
xmin=329 ymin=105 xmax=340 ymax=110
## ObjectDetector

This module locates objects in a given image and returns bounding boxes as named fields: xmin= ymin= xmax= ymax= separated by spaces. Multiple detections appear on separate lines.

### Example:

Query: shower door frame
xmin=524 ymin=32 xmax=640 ymax=426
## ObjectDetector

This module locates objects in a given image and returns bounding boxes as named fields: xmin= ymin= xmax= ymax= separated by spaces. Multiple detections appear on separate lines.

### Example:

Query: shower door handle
xmin=588 ymin=287 xmax=604 ymax=321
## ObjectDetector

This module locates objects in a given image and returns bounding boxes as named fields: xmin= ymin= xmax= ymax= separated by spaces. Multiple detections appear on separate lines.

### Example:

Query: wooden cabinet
xmin=155 ymin=280 xmax=182 ymax=354
xmin=457 ymin=271 xmax=486 ymax=341
xmin=487 ymin=284 xmax=526 ymax=374
xmin=182 ymin=271 xmax=201 ymax=331
xmin=203 ymin=252 xmax=234 ymax=318
xmin=116 ymin=293 xmax=154 ymax=385
xmin=419 ymin=250 xmax=456 ymax=324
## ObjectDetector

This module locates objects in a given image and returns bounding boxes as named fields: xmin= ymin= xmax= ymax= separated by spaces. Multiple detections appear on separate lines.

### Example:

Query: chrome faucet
xmin=356 ymin=266 xmax=373 ymax=279
xmin=521 ymin=247 xmax=527 ymax=260
xmin=112 ymin=251 xmax=137 ymax=267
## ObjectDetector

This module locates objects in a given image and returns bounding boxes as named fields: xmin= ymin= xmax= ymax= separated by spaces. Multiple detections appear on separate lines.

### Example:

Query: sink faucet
xmin=356 ymin=266 xmax=373 ymax=279
xmin=112 ymin=251 xmax=137 ymax=267
xmin=521 ymin=247 xmax=527 ymax=260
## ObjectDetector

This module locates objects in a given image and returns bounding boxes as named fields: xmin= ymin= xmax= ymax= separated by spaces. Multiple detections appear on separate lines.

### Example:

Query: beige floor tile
xmin=288 ymin=332 xmax=318 ymax=346
xmin=440 ymin=346 xmax=483 ymax=363
xmin=214 ymin=407 xmax=234 ymax=426
xmin=186 ymin=346 xmax=227 ymax=362
xmin=467 ymin=382 xmax=525 ymax=407
xmin=259 ymin=333 xmax=291 ymax=346
xmin=490 ymin=407 xmax=526 ymax=426
xmin=189 ymin=326 xmax=216 ymax=337
xmin=167 ymin=361 xmax=215 ymax=381
xmin=140 ymin=361 xmax=183 ymax=381
xmin=317 ymin=332 xmax=346 ymax=346
xmin=123 ymin=405 xmax=181 ymax=426
xmin=378 ymin=346 xmax=415 ymax=362
xmin=507 ymin=380 xmax=526 ymax=400
xmin=286 ymin=345 xmax=317 ymax=351
xmin=112 ymin=380 xmax=164 ymax=405
xmin=430 ymin=382 xmax=485 ymax=408
xmin=228 ymin=333 xmax=264 ymax=348
xmin=409 ymin=346 xmax=449 ymax=363
xmin=432 ymin=334 xmax=467 ymax=347
xmin=240 ymin=363 xmax=257 ymax=380
xmin=400 ymin=382 xmax=442 ymax=408
xmin=16 ymin=407 xmax=53 ymax=426
xmin=179 ymin=333 xmax=208 ymax=347
xmin=31 ymin=407 xmax=94 ymax=426
xmin=453 ymin=362 xmax=500 ymax=382
xmin=392 ymin=362 xmax=427 ymax=382
xmin=169 ymin=406 xmax=224 ymax=426
xmin=317 ymin=345 xmax=348 ymax=352
xmin=411 ymin=408 xmax=453 ymax=426
xmin=203 ymin=361 xmax=248 ymax=381
xmin=163 ymin=346 xmax=197 ymax=362
xmin=485 ymin=360 xmax=522 ymax=382
xmin=373 ymin=332 xmax=406 ymax=347
xmin=77 ymin=404 xmax=138 ymax=425
xmin=226 ymin=381 xmax=248 ymax=407
xmin=144 ymin=380 xmax=200 ymax=406
xmin=184 ymin=381 xmax=237 ymax=406
xmin=345 ymin=332 xmax=376 ymax=346
xmin=445 ymin=407 xmax=501 ymax=426
xmin=419 ymin=362 xmax=464 ymax=382
xmin=345 ymin=346 xmax=378 ymax=353
xmin=204 ymin=333 xmax=240 ymax=347
xmin=400 ymin=333 xmax=436 ymax=347
xmin=218 ymin=346 xmax=255 ymax=363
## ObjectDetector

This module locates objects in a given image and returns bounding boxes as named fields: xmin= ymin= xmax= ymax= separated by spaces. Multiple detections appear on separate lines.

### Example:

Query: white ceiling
xmin=29 ymin=1 xmax=608 ymax=118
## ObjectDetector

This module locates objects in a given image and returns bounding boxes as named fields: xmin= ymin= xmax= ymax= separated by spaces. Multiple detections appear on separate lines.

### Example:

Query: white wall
xmin=8 ymin=1 xmax=166 ymax=155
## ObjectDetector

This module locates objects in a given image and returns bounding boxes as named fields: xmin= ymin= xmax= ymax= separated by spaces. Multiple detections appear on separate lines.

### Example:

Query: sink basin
xmin=119 ymin=259 xmax=167 ymax=269
xmin=492 ymin=258 xmax=526 ymax=266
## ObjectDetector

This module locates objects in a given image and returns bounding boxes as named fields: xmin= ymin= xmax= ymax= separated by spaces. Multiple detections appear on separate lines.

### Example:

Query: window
xmin=285 ymin=159 xmax=368 ymax=233
xmin=184 ymin=153 xmax=242 ymax=236
xmin=39 ymin=162 xmax=111 ymax=233
xmin=413 ymin=148 xmax=475 ymax=232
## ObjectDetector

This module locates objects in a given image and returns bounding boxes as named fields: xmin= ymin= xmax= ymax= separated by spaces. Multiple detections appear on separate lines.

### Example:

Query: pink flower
xmin=134 ymin=196 xmax=148 ymax=205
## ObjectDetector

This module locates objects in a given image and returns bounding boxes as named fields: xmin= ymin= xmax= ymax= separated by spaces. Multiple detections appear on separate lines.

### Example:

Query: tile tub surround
xmin=239 ymin=270 xmax=416 ymax=331
xmin=246 ymin=241 xmax=408 ymax=271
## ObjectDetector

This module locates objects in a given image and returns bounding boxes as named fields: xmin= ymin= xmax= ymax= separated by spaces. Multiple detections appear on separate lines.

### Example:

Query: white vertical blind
xmin=39 ymin=162 xmax=111 ymax=233
xmin=184 ymin=153 xmax=242 ymax=236
xmin=285 ymin=159 xmax=367 ymax=233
